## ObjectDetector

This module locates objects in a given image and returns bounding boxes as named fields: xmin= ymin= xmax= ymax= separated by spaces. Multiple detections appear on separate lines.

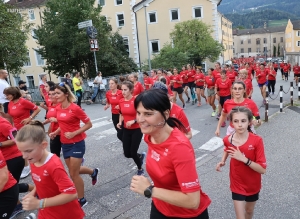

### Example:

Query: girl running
xmin=170 ymin=68 xmax=185 ymax=108
xmin=238 ymin=69 xmax=253 ymax=99
xmin=194 ymin=68 xmax=207 ymax=107
xmin=49 ymin=83 xmax=98 ymax=207
xmin=131 ymin=89 xmax=211 ymax=219
xmin=180 ymin=65 xmax=190 ymax=103
xmin=216 ymin=106 xmax=267 ymax=219
xmin=186 ymin=64 xmax=196 ymax=105
xmin=225 ymin=65 xmax=238 ymax=83
xmin=117 ymin=81 xmax=145 ymax=176
xmin=205 ymin=68 xmax=217 ymax=116
xmin=129 ymin=73 xmax=144 ymax=97
xmin=16 ymin=121 xmax=85 ymax=219
xmin=267 ymin=65 xmax=277 ymax=95
xmin=215 ymin=81 xmax=260 ymax=137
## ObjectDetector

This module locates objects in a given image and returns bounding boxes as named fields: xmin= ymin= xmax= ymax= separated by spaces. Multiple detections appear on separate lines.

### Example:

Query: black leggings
xmin=50 ymin=135 xmax=62 ymax=157
xmin=122 ymin=128 xmax=143 ymax=169
xmin=75 ymin=90 xmax=83 ymax=108
xmin=150 ymin=202 xmax=209 ymax=219
xmin=268 ymin=80 xmax=276 ymax=93
xmin=2 ymin=102 xmax=8 ymax=113
xmin=112 ymin=113 xmax=123 ymax=141
xmin=0 ymin=184 xmax=18 ymax=219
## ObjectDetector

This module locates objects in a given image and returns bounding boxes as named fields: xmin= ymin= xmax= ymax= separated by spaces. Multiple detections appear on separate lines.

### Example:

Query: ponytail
xmin=167 ymin=117 xmax=188 ymax=134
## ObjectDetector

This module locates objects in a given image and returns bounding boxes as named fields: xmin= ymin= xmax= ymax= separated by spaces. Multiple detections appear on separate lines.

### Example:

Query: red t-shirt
xmin=168 ymin=87 xmax=174 ymax=96
xmin=31 ymin=154 xmax=85 ymax=219
xmin=194 ymin=73 xmax=205 ymax=86
xmin=144 ymin=128 xmax=211 ymax=217
xmin=293 ymin=66 xmax=300 ymax=74
xmin=273 ymin=63 xmax=278 ymax=69
xmin=268 ymin=70 xmax=277 ymax=81
xmin=152 ymin=75 xmax=158 ymax=82
xmin=204 ymin=76 xmax=215 ymax=89
xmin=143 ymin=77 xmax=153 ymax=90
xmin=133 ymin=82 xmax=144 ymax=96
xmin=256 ymin=69 xmax=268 ymax=84
xmin=283 ymin=65 xmax=289 ymax=73
xmin=46 ymin=104 xmax=60 ymax=133
xmin=56 ymin=103 xmax=90 ymax=144
xmin=39 ymin=83 xmax=48 ymax=98
xmin=106 ymin=90 xmax=123 ymax=114
xmin=187 ymin=70 xmax=195 ymax=82
xmin=215 ymin=78 xmax=232 ymax=97
xmin=180 ymin=70 xmax=188 ymax=83
xmin=0 ymin=151 xmax=16 ymax=192
xmin=223 ymin=133 xmax=267 ymax=195
xmin=119 ymin=96 xmax=139 ymax=129
xmin=170 ymin=103 xmax=191 ymax=132
xmin=226 ymin=71 xmax=237 ymax=83
xmin=44 ymin=93 xmax=52 ymax=107
xmin=243 ymin=79 xmax=253 ymax=96
xmin=280 ymin=63 xmax=284 ymax=69
xmin=172 ymin=75 xmax=183 ymax=88
xmin=0 ymin=117 xmax=22 ymax=161
xmin=8 ymin=98 xmax=38 ymax=130
xmin=213 ymin=69 xmax=222 ymax=81
xmin=165 ymin=75 xmax=170 ymax=85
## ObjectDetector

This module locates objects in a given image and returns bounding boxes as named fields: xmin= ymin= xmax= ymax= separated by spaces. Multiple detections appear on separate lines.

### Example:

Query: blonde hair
xmin=239 ymin=69 xmax=248 ymax=75
xmin=16 ymin=120 xmax=47 ymax=144
xmin=55 ymin=83 xmax=76 ymax=103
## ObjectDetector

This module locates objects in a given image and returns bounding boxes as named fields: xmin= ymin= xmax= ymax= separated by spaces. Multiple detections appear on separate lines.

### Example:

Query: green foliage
xmin=0 ymin=2 xmax=31 ymax=75
xmin=35 ymin=0 xmax=137 ymax=78
xmin=273 ymin=45 xmax=276 ymax=57
xmin=170 ymin=20 xmax=223 ymax=65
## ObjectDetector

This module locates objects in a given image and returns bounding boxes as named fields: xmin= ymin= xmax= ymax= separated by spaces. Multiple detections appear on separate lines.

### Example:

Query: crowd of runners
xmin=0 ymin=56 xmax=297 ymax=218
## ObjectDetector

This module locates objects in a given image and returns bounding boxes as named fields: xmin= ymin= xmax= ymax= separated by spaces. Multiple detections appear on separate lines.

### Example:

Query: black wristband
xmin=245 ymin=158 xmax=250 ymax=166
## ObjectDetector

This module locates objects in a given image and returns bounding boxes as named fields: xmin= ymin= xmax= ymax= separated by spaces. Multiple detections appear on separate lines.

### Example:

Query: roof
xmin=291 ymin=20 xmax=300 ymax=30
xmin=7 ymin=0 xmax=47 ymax=8
xmin=233 ymin=26 xmax=286 ymax=36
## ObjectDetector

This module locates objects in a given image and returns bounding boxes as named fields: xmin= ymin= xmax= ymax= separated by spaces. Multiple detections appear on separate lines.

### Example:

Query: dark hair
xmin=119 ymin=76 xmax=126 ymax=82
xmin=229 ymin=106 xmax=253 ymax=133
xmin=221 ymin=70 xmax=226 ymax=74
xmin=143 ymin=72 xmax=149 ymax=76
xmin=46 ymin=81 xmax=55 ymax=90
xmin=232 ymin=81 xmax=247 ymax=98
xmin=210 ymin=68 xmax=214 ymax=71
xmin=159 ymin=77 xmax=167 ymax=84
xmin=121 ymin=80 xmax=134 ymax=91
xmin=134 ymin=89 xmax=187 ymax=133
xmin=3 ymin=87 xmax=22 ymax=100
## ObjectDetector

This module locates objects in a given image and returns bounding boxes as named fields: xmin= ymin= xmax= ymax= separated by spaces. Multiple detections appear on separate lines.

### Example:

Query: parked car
xmin=233 ymin=63 xmax=239 ymax=71
xmin=258 ymin=58 xmax=265 ymax=63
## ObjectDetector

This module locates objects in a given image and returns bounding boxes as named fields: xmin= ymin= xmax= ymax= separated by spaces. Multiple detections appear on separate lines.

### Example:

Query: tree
xmin=35 ymin=0 xmax=137 ymax=78
xmin=273 ymin=45 xmax=276 ymax=57
xmin=277 ymin=43 xmax=281 ymax=57
xmin=170 ymin=20 xmax=223 ymax=66
xmin=0 ymin=2 xmax=31 ymax=76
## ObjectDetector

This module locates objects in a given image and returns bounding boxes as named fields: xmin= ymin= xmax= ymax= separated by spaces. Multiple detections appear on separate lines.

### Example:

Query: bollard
xmin=280 ymin=86 xmax=283 ymax=112
xmin=298 ymin=82 xmax=300 ymax=100
xmin=265 ymin=91 xmax=269 ymax=122
xmin=290 ymin=82 xmax=293 ymax=106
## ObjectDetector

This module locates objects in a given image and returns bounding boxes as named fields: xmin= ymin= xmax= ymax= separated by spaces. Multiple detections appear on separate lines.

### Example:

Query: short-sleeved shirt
xmin=215 ymin=78 xmax=232 ymax=97
xmin=213 ymin=69 xmax=222 ymax=81
xmin=46 ymin=104 xmax=60 ymax=133
xmin=187 ymin=70 xmax=196 ymax=82
xmin=256 ymin=69 xmax=268 ymax=84
xmin=204 ymin=76 xmax=215 ymax=89
xmin=93 ymin=76 xmax=102 ymax=88
xmin=31 ymin=154 xmax=85 ymax=219
xmin=0 ymin=79 xmax=10 ymax=104
xmin=0 ymin=117 xmax=22 ymax=161
xmin=144 ymin=128 xmax=211 ymax=218
xmin=0 ymin=150 xmax=16 ymax=192
xmin=243 ymin=79 xmax=253 ymax=96
xmin=268 ymin=70 xmax=277 ymax=80
xmin=106 ymin=90 xmax=123 ymax=114
xmin=56 ymin=103 xmax=90 ymax=144
xmin=180 ymin=70 xmax=188 ymax=83
xmin=293 ymin=66 xmax=300 ymax=74
xmin=226 ymin=71 xmax=237 ymax=83
xmin=172 ymin=74 xmax=183 ymax=88
xmin=223 ymin=133 xmax=267 ymax=195
xmin=194 ymin=73 xmax=205 ymax=86
xmin=39 ymin=82 xmax=48 ymax=98
xmin=72 ymin=77 xmax=82 ymax=92
xmin=143 ymin=77 xmax=153 ymax=90
xmin=283 ymin=65 xmax=289 ymax=73
xmin=170 ymin=103 xmax=191 ymax=132
xmin=8 ymin=98 xmax=38 ymax=130
xmin=119 ymin=96 xmax=139 ymax=129
xmin=133 ymin=82 xmax=144 ymax=96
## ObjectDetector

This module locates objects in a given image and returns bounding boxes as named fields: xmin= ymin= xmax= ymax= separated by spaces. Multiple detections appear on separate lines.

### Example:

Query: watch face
xmin=144 ymin=188 xmax=152 ymax=198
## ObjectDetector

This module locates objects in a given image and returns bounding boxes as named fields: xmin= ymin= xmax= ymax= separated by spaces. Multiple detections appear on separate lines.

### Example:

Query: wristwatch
xmin=144 ymin=185 xmax=154 ymax=198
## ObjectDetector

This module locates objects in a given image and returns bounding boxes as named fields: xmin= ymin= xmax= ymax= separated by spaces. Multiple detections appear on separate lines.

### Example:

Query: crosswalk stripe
xmin=198 ymin=136 xmax=223 ymax=151
xmin=89 ymin=120 xmax=113 ymax=130
xmin=94 ymin=128 xmax=117 ymax=140
xmin=195 ymin=154 xmax=207 ymax=162
xmin=191 ymin=128 xmax=200 ymax=136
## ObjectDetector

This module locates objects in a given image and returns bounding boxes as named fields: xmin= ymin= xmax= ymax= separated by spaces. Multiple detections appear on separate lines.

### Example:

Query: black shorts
xmin=188 ymin=82 xmax=195 ymax=88
xmin=294 ymin=74 xmax=300 ymax=78
xmin=284 ymin=72 xmax=288 ymax=78
xmin=182 ymin=83 xmax=188 ymax=88
xmin=220 ymin=95 xmax=231 ymax=107
xmin=196 ymin=85 xmax=204 ymax=89
xmin=274 ymin=68 xmax=278 ymax=72
xmin=0 ymin=184 xmax=19 ymax=218
xmin=6 ymin=156 xmax=25 ymax=183
xmin=173 ymin=87 xmax=183 ymax=94
xmin=232 ymin=192 xmax=259 ymax=202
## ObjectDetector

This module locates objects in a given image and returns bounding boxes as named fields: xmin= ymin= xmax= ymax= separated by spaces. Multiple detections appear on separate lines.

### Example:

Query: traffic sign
xmin=90 ymin=39 xmax=99 ymax=52
xmin=78 ymin=20 xmax=93 ymax=29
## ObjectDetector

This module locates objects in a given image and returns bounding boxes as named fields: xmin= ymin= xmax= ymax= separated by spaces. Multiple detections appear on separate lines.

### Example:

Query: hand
xmin=116 ymin=123 xmax=122 ymax=129
xmin=130 ymin=175 xmax=151 ymax=195
xmin=104 ymin=105 xmax=109 ymax=110
xmin=40 ymin=102 xmax=45 ymax=107
xmin=49 ymin=117 xmax=57 ymax=123
xmin=64 ymin=132 xmax=76 ymax=139
xmin=21 ymin=117 xmax=32 ymax=125
xmin=22 ymin=195 xmax=40 ymax=211
xmin=126 ymin=120 xmax=135 ymax=128
xmin=216 ymin=161 xmax=225 ymax=172
xmin=226 ymin=147 xmax=247 ymax=163
xmin=49 ymin=132 xmax=57 ymax=140
xmin=114 ymin=105 xmax=120 ymax=110
xmin=252 ymin=119 xmax=260 ymax=127
xmin=215 ymin=128 xmax=220 ymax=137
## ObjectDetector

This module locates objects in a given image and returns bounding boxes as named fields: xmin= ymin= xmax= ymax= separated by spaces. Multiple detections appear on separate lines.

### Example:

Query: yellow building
xmin=285 ymin=19 xmax=300 ymax=64
xmin=218 ymin=12 xmax=233 ymax=64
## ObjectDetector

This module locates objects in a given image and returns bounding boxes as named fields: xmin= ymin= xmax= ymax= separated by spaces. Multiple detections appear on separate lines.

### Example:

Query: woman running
xmin=16 ymin=121 xmax=85 ymax=219
xmin=129 ymin=73 xmax=144 ymax=97
xmin=104 ymin=78 xmax=124 ymax=141
xmin=130 ymin=89 xmax=211 ymax=219
xmin=238 ymin=69 xmax=253 ymax=99
xmin=215 ymin=70 xmax=232 ymax=126
xmin=215 ymin=81 xmax=260 ymax=137
xmin=180 ymin=65 xmax=190 ymax=102
xmin=186 ymin=64 xmax=196 ymax=105
xmin=226 ymin=65 xmax=238 ymax=83
xmin=49 ymin=83 xmax=98 ymax=207
xmin=216 ymin=107 xmax=266 ymax=219
xmin=143 ymin=72 xmax=153 ymax=90
xmin=194 ymin=68 xmax=207 ymax=107
xmin=267 ymin=65 xmax=277 ymax=95
xmin=255 ymin=63 xmax=268 ymax=104
xmin=117 ymin=81 xmax=145 ymax=176
xmin=282 ymin=63 xmax=289 ymax=81
xmin=205 ymin=68 xmax=217 ymax=116
xmin=170 ymin=68 xmax=185 ymax=108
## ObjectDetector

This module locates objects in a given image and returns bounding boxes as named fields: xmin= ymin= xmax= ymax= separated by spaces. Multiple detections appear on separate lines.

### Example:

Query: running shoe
xmin=197 ymin=103 xmax=201 ymax=107
xmin=186 ymin=97 xmax=190 ymax=103
xmin=217 ymin=114 xmax=220 ymax=120
xmin=221 ymin=121 xmax=226 ymax=127
xmin=9 ymin=203 xmax=24 ymax=219
xmin=211 ymin=111 xmax=216 ymax=117
xmin=272 ymin=92 xmax=274 ymax=95
xmin=139 ymin=152 xmax=146 ymax=167
xmin=20 ymin=165 xmax=31 ymax=179
xmin=78 ymin=198 xmax=88 ymax=208
xmin=182 ymin=104 xmax=185 ymax=109
xmin=137 ymin=169 xmax=144 ymax=176
xmin=192 ymin=100 xmax=195 ymax=105
xmin=91 ymin=168 xmax=99 ymax=186
xmin=195 ymin=99 xmax=197 ymax=104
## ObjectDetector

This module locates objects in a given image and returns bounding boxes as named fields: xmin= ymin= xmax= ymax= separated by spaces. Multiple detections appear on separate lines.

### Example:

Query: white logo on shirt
xmin=124 ymin=104 xmax=130 ymax=107
xmin=112 ymin=97 xmax=116 ymax=99
xmin=163 ymin=148 xmax=169 ymax=156
xmin=63 ymin=186 xmax=76 ymax=193
xmin=12 ymin=106 xmax=16 ymax=109
xmin=50 ymin=108 xmax=55 ymax=112
xmin=32 ymin=173 xmax=41 ymax=182
xmin=182 ymin=179 xmax=199 ymax=188
xmin=60 ymin=113 xmax=67 ymax=117
xmin=43 ymin=170 xmax=49 ymax=176
xmin=248 ymin=145 xmax=254 ymax=150
xmin=151 ymin=150 xmax=160 ymax=161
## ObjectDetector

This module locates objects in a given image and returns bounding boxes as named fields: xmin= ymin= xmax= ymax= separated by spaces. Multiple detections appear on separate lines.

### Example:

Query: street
xmin=17 ymin=72 xmax=300 ymax=219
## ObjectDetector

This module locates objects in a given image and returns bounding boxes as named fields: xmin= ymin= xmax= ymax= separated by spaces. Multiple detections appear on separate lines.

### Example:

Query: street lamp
xmin=143 ymin=4 xmax=151 ymax=71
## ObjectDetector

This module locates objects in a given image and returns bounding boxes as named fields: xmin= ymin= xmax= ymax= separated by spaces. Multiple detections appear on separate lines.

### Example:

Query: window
xmin=170 ymin=9 xmax=179 ymax=21
xmin=263 ymin=38 xmax=267 ymax=43
xmin=116 ymin=13 xmax=124 ymax=27
xmin=148 ymin=12 xmax=157 ymax=24
xmin=241 ymin=40 xmax=243 ymax=44
xmin=256 ymin=38 xmax=260 ymax=45
xmin=193 ymin=7 xmax=203 ymax=18
xmin=150 ymin=40 xmax=160 ymax=53
xmin=115 ymin=0 xmax=122 ymax=5
xmin=297 ymin=41 xmax=300 ymax=47
xmin=24 ymin=51 xmax=31 ymax=67
xmin=297 ymin=31 xmax=300 ymax=37
xmin=280 ymin=37 xmax=283 ymax=42
xmin=248 ymin=39 xmax=251 ymax=44
xmin=32 ymin=29 xmax=37 ymax=39
xmin=26 ymin=76 xmax=35 ymax=88
xmin=248 ymin=48 xmax=251 ymax=53
xmin=98 ymin=0 xmax=105 ymax=6
xmin=123 ymin=37 xmax=129 ymax=55
xmin=14 ymin=76 xmax=21 ymax=86
xmin=263 ymin=47 xmax=267 ymax=52
xmin=35 ymin=50 xmax=45 ymax=66
xmin=28 ymin=9 xmax=35 ymax=20
xmin=241 ymin=48 xmax=244 ymax=53
xmin=273 ymin=38 xmax=276 ymax=43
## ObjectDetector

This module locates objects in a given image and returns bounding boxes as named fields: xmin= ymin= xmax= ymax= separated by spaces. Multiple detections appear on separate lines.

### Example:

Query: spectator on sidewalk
xmin=39 ymin=74 xmax=48 ymax=100
xmin=88 ymin=72 xmax=105 ymax=105
xmin=0 ymin=69 xmax=10 ymax=113
xmin=63 ymin=73 xmax=74 ymax=91
xmin=72 ymin=71 xmax=83 ymax=108
xmin=18 ymin=80 xmax=28 ymax=94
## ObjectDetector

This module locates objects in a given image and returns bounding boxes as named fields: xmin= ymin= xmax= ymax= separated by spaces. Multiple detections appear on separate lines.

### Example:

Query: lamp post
xmin=143 ymin=4 xmax=151 ymax=71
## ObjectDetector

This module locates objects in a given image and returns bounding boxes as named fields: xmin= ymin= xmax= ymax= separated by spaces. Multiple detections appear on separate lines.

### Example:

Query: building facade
xmin=285 ymin=19 xmax=300 ymax=64
xmin=233 ymin=26 xmax=285 ymax=59
xmin=218 ymin=12 xmax=233 ymax=64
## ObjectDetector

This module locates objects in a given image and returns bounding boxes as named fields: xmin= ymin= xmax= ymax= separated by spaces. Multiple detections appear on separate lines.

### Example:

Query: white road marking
xmin=191 ymin=128 xmax=200 ymax=136
xmin=94 ymin=128 xmax=117 ymax=140
xmin=89 ymin=120 xmax=113 ymax=130
xmin=81 ymin=116 xmax=107 ymax=125
xmin=198 ymin=136 xmax=223 ymax=151
xmin=195 ymin=154 xmax=207 ymax=162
